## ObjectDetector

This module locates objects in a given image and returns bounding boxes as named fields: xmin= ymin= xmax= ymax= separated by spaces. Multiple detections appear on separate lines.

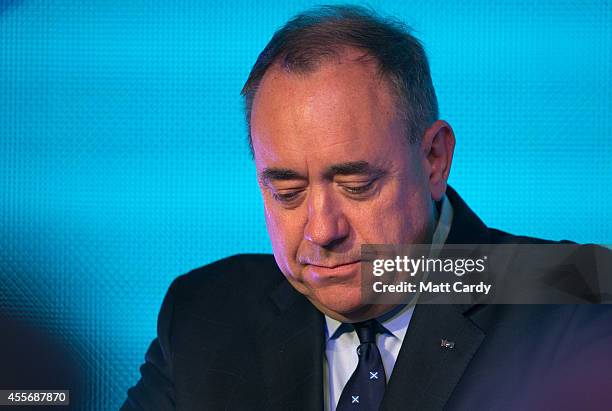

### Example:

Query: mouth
xmin=303 ymin=261 xmax=362 ymax=282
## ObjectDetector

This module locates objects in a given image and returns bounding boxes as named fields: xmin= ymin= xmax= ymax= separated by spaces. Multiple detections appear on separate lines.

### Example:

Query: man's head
xmin=242 ymin=5 xmax=455 ymax=322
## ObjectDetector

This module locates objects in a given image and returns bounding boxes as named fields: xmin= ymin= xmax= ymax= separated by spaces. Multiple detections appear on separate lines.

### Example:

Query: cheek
xmin=389 ymin=188 xmax=432 ymax=243
xmin=263 ymin=203 xmax=304 ymax=267
xmin=350 ymin=184 xmax=430 ymax=243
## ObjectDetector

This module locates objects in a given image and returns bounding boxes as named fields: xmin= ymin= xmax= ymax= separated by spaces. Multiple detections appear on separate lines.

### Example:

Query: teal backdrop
xmin=1 ymin=1 xmax=610 ymax=409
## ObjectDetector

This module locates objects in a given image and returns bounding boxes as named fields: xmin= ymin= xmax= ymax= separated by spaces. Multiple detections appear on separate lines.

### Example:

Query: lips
xmin=303 ymin=260 xmax=362 ymax=282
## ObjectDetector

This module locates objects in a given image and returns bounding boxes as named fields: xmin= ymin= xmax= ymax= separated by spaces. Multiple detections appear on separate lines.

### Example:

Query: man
xmin=122 ymin=6 xmax=611 ymax=410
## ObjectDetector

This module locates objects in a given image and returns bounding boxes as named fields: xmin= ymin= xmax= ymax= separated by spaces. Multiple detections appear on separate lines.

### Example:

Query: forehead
xmin=250 ymin=52 xmax=406 ymax=170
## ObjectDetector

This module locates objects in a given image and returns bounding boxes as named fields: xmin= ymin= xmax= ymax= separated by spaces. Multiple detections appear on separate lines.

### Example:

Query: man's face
xmin=250 ymin=52 xmax=436 ymax=321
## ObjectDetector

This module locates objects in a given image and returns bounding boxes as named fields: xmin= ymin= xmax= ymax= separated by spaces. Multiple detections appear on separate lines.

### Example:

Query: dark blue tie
xmin=336 ymin=320 xmax=386 ymax=410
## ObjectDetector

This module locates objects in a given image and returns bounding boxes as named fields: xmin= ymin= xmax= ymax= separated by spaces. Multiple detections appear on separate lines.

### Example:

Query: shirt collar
xmin=325 ymin=303 xmax=415 ymax=341
xmin=324 ymin=193 xmax=454 ymax=341
xmin=432 ymin=193 xmax=454 ymax=246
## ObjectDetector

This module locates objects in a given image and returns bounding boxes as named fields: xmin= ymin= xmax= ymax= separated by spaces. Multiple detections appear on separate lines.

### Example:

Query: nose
xmin=303 ymin=186 xmax=350 ymax=248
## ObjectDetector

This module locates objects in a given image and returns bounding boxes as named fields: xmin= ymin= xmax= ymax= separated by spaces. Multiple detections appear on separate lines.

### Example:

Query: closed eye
xmin=271 ymin=189 xmax=305 ymax=205
xmin=273 ymin=191 xmax=299 ymax=201
xmin=339 ymin=180 xmax=377 ymax=196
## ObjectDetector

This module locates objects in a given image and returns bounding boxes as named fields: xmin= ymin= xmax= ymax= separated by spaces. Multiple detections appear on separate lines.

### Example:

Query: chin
xmin=309 ymin=285 xmax=366 ymax=319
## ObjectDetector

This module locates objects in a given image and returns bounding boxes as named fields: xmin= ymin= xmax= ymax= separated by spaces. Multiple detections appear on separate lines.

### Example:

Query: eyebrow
xmin=259 ymin=168 xmax=306 ymax=185
xmin=323 ymin=161 xmax=385 ymax=179
xmin=259 ymin=161 xmax=385 ymax=185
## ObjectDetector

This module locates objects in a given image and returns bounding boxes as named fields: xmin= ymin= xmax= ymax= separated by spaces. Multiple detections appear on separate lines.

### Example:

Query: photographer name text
xmin=372 ymin=280 xmax=491 ymax=295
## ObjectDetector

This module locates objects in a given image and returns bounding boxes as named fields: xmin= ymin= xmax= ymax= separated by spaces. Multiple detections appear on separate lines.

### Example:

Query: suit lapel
xmin=379 ymin=188 xmax=491 ymax=410
xmin=255 ymin=280 xmax=325 ymax=411
xmin=380 ymin=304 xmax=484 ymax=410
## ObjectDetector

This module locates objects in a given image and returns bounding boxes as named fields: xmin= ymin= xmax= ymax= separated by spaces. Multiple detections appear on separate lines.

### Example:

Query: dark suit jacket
xmin=122 ymin=187 xmax=612 ymax=410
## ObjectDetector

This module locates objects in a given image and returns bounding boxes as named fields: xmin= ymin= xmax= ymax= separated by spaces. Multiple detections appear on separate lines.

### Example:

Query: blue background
xmin=1 ymin=0 xmax=610 ymax=409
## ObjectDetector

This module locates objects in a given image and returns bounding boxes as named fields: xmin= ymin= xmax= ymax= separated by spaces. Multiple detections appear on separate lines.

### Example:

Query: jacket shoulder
xmin=487 ymin=227 xmax=576 ymax=245
xmin=122 ymin=254 xmax=283 ymax=410
xmin=169 ymin=253 xmax=283 ymax=307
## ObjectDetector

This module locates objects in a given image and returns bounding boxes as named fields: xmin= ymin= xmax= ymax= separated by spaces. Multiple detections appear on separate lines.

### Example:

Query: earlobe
xmin=423 ymin=120 xmax=455 ymax=201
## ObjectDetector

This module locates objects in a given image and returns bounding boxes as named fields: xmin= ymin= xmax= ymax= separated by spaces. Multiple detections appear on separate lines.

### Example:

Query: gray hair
xmin=241 ymin=4 xmax=439 ymax=156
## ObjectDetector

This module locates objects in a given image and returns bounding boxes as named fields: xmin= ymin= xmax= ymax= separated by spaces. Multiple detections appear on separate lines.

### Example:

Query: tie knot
xmin=352 ymin=319 xmax=383 ymax=344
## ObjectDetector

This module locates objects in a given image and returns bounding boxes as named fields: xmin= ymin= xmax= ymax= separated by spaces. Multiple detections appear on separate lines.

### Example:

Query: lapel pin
xmin=440 ymin=338 xmax=455 ymax=349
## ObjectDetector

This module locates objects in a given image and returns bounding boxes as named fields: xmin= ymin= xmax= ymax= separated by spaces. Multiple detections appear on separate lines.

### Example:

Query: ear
xmin=420 ymin=120 xmax=455 ymax=201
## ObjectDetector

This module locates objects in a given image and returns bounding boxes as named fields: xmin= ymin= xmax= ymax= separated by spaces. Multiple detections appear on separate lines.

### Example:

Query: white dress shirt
xmin=323 ymin=195 xmax=454 ymax=411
